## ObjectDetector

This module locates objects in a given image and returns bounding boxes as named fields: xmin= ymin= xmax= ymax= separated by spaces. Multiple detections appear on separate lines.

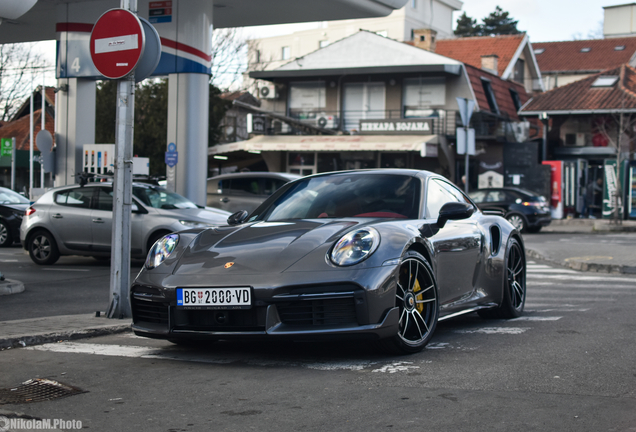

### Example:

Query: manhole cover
xmin=0 ymin=379 xmax=86 ymax=404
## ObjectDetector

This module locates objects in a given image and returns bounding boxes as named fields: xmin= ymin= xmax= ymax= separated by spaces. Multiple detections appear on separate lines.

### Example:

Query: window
xmin=319 ymin=40 xmax=329 ymax=48
xmin=509 ymin=88 xmax=522 ymax=111
xmin=281 ymin=46 xmax=290 ymax=60
xmin=289 ymin=82 xmax=326 ymax=119
xmin=403 ymin=77 xmax=445 ymax=118
xmin=533 ymin=48 xmax=545 ymax=55
xmin=592 ymin=76 xmax=619 ymax=87
xmin=411 ymin=0 xmax=416 ymax=8
xmin=426 ymin=179 xmax=460 ymax=219
xmin=55 ymin=189 xmax=92 ymax=208
xmin=255 ymin=49 xmax=261 ymax=63
xmin=580 ymin=47 xmax=591 ymax=53
xmin=615 ymin=45 xmax=626 ymax=51
xmin=343 ymin=82 xmax=386 ymax=132
xmin=513 ymin=59 xmax=525 ymax=84
xmin=481 ymin=78 xmax=500 ymax=115
xmin=95 ymin=188 xmax=114 ymax=211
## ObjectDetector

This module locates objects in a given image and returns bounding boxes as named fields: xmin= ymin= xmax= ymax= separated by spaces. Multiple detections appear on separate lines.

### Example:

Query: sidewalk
xmin=0 ymin=314 xmax=131 ymax=350
xmin=525 ymin=218 xmax=636 ymax=274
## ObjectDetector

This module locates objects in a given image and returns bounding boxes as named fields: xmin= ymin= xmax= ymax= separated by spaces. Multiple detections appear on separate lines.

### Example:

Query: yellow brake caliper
xmin=413 ymin=277 xmax=424 ymax=313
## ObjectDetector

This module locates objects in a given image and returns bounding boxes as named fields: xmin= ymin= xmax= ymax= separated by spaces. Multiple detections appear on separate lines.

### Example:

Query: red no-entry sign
xmin=90 ymin=9 xmax=145 ymax=79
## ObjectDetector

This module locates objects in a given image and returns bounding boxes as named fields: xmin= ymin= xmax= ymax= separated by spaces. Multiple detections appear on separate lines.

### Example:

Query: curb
xmin=526 ymin=249 xmax=636 ymax=274
xmin=0 ymin=324 xmax=131 ymax=350
xmin=0 ymin=279 xmax=25 ymax=296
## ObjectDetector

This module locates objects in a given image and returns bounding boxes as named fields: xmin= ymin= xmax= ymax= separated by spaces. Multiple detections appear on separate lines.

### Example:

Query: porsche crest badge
xmin=224 ymin=262 xmax=234 ymax=269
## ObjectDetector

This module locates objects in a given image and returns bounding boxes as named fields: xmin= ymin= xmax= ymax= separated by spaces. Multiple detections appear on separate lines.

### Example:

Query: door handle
xmin=52 ymin=213 xmax=63 ymax=219
xmin=92 ymin=218 xmax=105 ymax=223
xmin=220 ymin=197 xmax=230 ymax=203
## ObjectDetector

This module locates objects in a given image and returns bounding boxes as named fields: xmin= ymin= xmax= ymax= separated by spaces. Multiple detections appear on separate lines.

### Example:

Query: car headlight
xmin=179 ymin=220 xmax=211 ymax=228
xmin=146 ymin=234 xmax=179 ymax=269
xmin=330 ymin=227 xmax=380 ymax=266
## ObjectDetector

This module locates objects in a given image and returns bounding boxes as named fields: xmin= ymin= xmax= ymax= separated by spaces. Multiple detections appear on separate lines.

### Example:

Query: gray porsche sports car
xmin=131 ymin=169 xmax=526 ymax=354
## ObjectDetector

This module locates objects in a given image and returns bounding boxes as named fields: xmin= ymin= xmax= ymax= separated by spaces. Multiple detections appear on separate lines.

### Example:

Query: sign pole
xmin=11 ymin=138 xmax=16 ymax=191
xmin=41 ymin=80 xmax=45 ymax=188
xmin=29 ymin=92 xmax=34 ymax=199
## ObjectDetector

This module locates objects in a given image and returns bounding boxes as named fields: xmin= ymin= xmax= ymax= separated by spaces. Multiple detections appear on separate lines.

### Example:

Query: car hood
xmin=172 ymin=220 xmax=358 ymax=275
xmin=154 ymin=207 xmax=230 ymax=224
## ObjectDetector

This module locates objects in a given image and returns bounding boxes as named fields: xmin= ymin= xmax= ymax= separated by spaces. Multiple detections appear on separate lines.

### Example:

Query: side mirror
xmin=227 ymin=210 xmax=249 ymax=226
xmin=131 ymin=203 xmax=139 ymax=213
xmin=437 ymin=202 xmax=474 ymax=229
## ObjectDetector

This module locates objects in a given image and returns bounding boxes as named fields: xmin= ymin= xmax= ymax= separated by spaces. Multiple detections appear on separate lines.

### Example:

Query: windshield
xmin=133 ymin=186 xmax=198 ymax=209
xmin=0 ymin=188 xmax=29 ymax=204
xmin=254 ymin=174 xmax=421 ymax=221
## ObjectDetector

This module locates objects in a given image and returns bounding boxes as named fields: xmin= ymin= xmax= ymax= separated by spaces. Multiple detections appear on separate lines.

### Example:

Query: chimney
xmin=481 ymin=55 xmax=499 ymax=75
xmin=413 ymin=29 xmax=437 ymax=52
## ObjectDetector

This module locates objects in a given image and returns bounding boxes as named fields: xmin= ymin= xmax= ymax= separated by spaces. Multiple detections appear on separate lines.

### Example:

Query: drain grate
xmin=0 ymin=379 xmax=86 ymax=405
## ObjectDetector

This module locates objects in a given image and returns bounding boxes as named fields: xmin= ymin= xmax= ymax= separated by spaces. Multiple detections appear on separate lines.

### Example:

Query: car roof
xmin=303 ymin=168 xmax=434 ymax=180
xmin=207 ymin=172 xmax=301 ymax=181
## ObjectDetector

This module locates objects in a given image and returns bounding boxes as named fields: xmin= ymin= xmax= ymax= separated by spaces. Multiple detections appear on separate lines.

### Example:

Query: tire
xmin=378 ymin=251 xmax=439 ymax=354
xmin=506 ymin=213 xmax=527 ymax=232
xmin=479 ymin=237 xmax=526 ymax=319
xmin=0 ymin=221 xmax=11 ymax=247
xmin=28 ymin=230 xmax=60 ymax=265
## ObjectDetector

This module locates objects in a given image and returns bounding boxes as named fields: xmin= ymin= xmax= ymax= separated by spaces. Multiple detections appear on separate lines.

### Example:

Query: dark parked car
xmin=0 ymin=187 xmax=30 ymax=247
xmin=20 ymin=182 xmax=230 ymax=265
xmin=469 ymin=187 xmax=551 ymax=233
xmin=206 ymin=172 xmax=300 ymax=214
xmin=132 ymin=169 xmax=527 ymax=354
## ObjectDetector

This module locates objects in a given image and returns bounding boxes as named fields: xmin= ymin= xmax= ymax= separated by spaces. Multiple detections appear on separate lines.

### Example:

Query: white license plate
xmin=177 ymin=287 xmax=251 ymax=309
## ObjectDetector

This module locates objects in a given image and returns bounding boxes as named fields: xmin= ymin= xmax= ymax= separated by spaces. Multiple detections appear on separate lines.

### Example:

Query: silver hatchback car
xmin=20 ymin=182 xmax=230 ymax=265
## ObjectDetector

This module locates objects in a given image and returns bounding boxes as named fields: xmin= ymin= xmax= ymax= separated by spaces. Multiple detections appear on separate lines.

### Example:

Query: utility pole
xmin=456 ymin=97 xmax=475 ymax=194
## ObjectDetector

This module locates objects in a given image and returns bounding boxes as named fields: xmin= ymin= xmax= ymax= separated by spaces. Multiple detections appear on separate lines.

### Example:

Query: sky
xmin=244 ymin=0 xmax=616 ymax=42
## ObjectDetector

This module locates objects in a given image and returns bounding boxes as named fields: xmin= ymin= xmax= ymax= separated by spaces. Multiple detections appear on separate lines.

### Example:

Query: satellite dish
xmin=0 ymin=0 xmax=38 ymax=20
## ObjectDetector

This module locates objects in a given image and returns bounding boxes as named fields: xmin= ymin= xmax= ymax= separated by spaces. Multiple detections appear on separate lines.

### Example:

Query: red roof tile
xmin=464 ymin=64 xmax=528 ymax=120
xmin=533 ymin=38 xmax=636 ymax=73
xmin=0 ymin=109 xmax=55 ymax=152
xmin=435 ymin=34 xmax=526 ymax=77
xmin=520 ymin=64 xmax=636 ymax=113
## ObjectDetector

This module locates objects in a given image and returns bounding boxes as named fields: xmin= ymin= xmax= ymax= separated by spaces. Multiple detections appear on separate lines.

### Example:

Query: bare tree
xmin=211 ymin=28 xmax=249 ymax=91
xmin=594 ymin=111 xmax=636 ymax=223
xmin=0 ymin=42 xmax=50 ymax=121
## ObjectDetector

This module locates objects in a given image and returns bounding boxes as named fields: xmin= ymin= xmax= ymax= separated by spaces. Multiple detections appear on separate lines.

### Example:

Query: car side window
xmin=231 ymin=178 xmax=261 ymax=195
xmin=470 ymin=191 xmax=486 ymax=203
xmin=54 ymin=189 xmax=92 ymax=208
xmin=95 ymin=188 xmax=114 ymax=211
xmin=426 ymin=179 xmax=460 ymax=219
xmin=439 ymin=181 xmax=470 ymax=204
xmin=263 ymin=179 xmax=286 ymax=195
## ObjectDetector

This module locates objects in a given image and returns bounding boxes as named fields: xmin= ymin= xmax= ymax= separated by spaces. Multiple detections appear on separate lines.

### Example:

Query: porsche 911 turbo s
xmin=131 ymin=169 xmax=526 ymax=354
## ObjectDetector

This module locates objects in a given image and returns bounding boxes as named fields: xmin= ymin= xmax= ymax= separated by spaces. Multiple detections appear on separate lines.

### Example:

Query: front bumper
xmin=131 ymin=266 xmax=400 ymax=342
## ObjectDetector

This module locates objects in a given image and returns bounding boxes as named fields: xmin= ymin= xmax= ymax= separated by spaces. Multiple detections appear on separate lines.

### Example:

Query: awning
xmin=209 ymin=134 xmax=441 ymax=157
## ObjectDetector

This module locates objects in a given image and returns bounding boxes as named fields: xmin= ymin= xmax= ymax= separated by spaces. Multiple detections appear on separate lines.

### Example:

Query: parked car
xmin=0 ymin=187 xmax=30 ymax=247
xmin=132 ymin=169 xmax=527 ymax=354
xmin=469 ymin=187 xmax=551 ymax=233
xmin=206 ymin=172 xmax=300 ymax=214
xmin=20 ymin=182 xmax=231 ymax=265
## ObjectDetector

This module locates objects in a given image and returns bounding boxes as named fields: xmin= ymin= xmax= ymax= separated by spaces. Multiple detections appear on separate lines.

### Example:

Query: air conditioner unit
xmin=314 ymin=114 xmax=338 ymax=129
xmin=259 ymin=84 xmax=277 ymax=99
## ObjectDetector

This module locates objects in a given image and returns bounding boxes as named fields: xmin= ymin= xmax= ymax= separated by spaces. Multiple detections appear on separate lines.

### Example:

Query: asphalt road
xmin=1 ymin=239 xmax=636 ymax=431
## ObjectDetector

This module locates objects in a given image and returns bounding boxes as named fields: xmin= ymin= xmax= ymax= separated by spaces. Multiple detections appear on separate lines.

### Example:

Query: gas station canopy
xmin=0 ymin=0 xmax=408 ymax=44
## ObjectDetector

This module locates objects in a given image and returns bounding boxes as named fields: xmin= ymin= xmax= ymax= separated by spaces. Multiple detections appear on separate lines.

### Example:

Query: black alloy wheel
xmin=379 ymin=251 xmax=439 ymax=354
xmin=28 ymin=230 xmax=60 ymax=265
xmin=479 ymin=237 xmax=526 ymax=319
xmin=0 ymin=221 xmax=11 ymax=247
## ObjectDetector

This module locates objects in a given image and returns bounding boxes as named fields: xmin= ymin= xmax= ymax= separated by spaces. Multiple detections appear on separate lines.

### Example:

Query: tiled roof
xmin=12 ymin=86 xmax=56 ymax=122
xmin=520 ymin=64 xmax=636 ymax=113
xmin=0 ymin=109 xmax=55 ymax=151
xmin=435 ymin=34 xmax=526 ymax=77
xmin=464 ymin=64 xmax=529 ymax=120
xmin=533 ymin=38 xmax=636 ymax=73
